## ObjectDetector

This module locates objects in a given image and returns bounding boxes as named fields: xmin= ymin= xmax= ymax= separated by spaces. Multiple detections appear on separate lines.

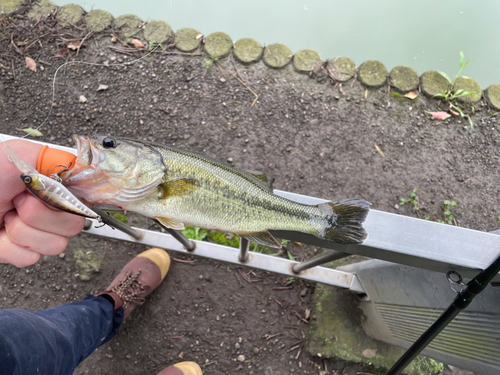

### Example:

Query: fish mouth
xmin=72 ymin=134 xmax=103 ymax=166
xmin=72 ymin=134 xmax=91 ymax=165
xmin=63 ymin=135 xmax=97 ymax=183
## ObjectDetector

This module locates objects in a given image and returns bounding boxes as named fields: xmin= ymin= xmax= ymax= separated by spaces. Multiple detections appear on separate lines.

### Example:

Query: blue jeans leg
xmin=0 ymin=295 xmax=124 ymax=375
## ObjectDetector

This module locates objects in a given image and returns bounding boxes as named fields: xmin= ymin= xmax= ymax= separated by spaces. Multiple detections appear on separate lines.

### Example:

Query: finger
xmin=0 ymin=201 xmax=15 ymax=228
xmin=0 ymin=229 xmax=42 ymax=268
xmin=14 ymin=192 xmax=86 ymax=237
xmin=4 ymin=210 xmax=69 ymax=256
xmin=0 ymin=140 xmax=43 ymax=202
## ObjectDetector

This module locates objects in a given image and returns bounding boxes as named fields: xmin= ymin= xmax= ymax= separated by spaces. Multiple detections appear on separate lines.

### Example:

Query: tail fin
xmin=317 ymin=198 xmax=370 ymax=245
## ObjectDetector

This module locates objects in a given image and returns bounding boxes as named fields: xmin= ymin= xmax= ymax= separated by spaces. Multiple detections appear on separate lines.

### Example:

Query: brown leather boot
xmin=156 ymin=362 xmax=203 ymax=375
xmin=97 ymin=248 xmax=170 ymax=319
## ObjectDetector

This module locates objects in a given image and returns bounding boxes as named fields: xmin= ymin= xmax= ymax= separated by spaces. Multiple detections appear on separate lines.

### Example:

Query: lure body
xmin=21 ymin=173 xmax=101 ymax=220
xmin=6 ymin=145 xmax=100 ymax=221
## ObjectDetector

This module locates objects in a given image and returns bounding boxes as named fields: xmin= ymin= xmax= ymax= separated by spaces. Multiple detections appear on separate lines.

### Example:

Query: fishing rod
xmin=386 ymin=247 xmax=500 ymax=375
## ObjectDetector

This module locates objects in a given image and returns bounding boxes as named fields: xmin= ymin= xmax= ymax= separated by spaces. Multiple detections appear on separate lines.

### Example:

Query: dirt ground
xmin=0 ymin=7 xmax=498 ymax=375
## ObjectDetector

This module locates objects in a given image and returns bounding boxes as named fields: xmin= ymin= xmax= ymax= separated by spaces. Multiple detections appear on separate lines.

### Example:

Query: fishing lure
xmin=6 ymin=145 xmax=102 ymax=222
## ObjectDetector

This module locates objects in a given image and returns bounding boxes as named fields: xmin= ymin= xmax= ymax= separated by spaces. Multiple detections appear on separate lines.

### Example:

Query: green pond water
xmin=52 ymin=0 xmax=499 ymax=88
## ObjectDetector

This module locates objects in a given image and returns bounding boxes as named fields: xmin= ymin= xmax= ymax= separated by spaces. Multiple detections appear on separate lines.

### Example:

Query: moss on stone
xmin=390 ymin=66 xmax=419 ymax=92
xmin=115 ymin=14 xmax=143 ymax=38
xmin=0 ymin=0 xmax=24 ymax=13
xmin=485 ymin=84 xmax=500 ymax=110
xmin=204 ymin=32 xmax=232 ymax=59
xmin=358 ymin=60 xmax=388 ymax=88
xmin=453 ymin=76 xmax=482 ymax=103
xmin=293 ymin=48 xmax=321 ymax=73
xmin=174 ymin=28 xmax=202 ymax=52
xmin=85 ymin=9 xmax=113 ymax=32
xmin=308 ymin=284 xmax=434 ymax=374
xmin=233 ymin=38 xmax=263 ymax=64
xmin=56 ymin=3 xmax=84 ymax=26
xmin=327 ymin=56 xmax=356 ymax=82
xmin=263 ymin=43 xmax=292 ymax=69
xmin=420 ymin=70 xmax=449 ymax=97
xmin=72 ymin=248 xmax=103 ymax=281
xmin=27 ymin=0 xmax=57 ymax=20
xmin=144 ymin=20 xmax=172 ymax=45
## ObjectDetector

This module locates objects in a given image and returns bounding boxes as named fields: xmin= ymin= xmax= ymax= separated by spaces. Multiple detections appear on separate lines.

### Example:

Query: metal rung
xmin=292 ymin=250 xmax=351 ymax=273
xmin=92 ymin=207 xmax=144 ymax=241
xmin=164 ymin=228 xmax=195 ymax=251
xmin=81 ymin=219 xmax=365 ymax=293
xmin=239 ymin=237 xmax=250 ymax=262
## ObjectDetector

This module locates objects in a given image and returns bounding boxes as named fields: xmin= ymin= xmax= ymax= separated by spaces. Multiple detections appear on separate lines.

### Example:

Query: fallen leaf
xmin=67 ymin=41 xmax=81 ymax=50
xmin=374 ymin=143 xmax=385 ymax=157
xmin=79 ymin=95 xmax=87 ymax=103
xmin=178 ymin=351 xmax=184 ymax=359
xmin=403 ymin=91 xmax=418 ymax=100
xmin=364 ymin=89 xmax=368 ymax=99
xmin=16 ymin=127 xmax=43 ymax=137
xmin=304 ymin=309 xmax=311 ymax=320
xmin=25 ymin=56 xmax=36 ymax=72
xmin=362 ymin=349 xmax=376 ymax=358
xmin=426 ymin=111 xmax=451 ymax=120
xmin=449 ymin=108 xmax=460 ymax=117
xmin=130 ymin=38 xmax=144 ymax=48
xmin=97 ymin=84 xmax=108 ymax=91
xmin=54 ymin=48 xmax=69 ymax=58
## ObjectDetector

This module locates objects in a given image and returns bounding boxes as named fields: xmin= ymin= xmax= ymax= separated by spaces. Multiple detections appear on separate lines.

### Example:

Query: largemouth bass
xmin=64 ymin=135 xmax=370 ymax=248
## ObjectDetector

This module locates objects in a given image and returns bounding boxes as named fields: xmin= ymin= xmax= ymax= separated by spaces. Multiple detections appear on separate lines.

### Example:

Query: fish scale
xmin=64 ymin=135 xmax=370 ymax=248
xmin=146 ymin=146 xmax=319 ymax=232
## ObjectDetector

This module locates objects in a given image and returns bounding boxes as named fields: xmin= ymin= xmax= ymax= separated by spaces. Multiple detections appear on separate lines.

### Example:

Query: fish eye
xmin=102 ymin=137 xmax=117 ymax=149
xmin=23 ymin=175 xmax=32 ymax=184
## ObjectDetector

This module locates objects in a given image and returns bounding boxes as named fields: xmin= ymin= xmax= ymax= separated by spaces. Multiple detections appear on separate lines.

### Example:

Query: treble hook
xmin=49 ymin=161 xmax=74 ymax=182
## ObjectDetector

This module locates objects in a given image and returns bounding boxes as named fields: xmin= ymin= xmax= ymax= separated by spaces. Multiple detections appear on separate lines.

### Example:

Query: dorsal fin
xmin=245 ymin=170 xmax=275 ymax=191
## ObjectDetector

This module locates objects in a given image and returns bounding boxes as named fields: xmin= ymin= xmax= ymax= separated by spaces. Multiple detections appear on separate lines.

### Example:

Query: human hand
xmin=0 ymin=140 xmax=85 ymax=267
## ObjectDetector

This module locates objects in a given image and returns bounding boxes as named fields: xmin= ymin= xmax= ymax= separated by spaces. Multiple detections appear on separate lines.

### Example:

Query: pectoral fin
xmin=242 ymin=231 xmax=281 ymax=249
xmin=158 ymin=177 xmax=200 ymax=199
xmin=156 ymin=216 xmax=185 ymax=230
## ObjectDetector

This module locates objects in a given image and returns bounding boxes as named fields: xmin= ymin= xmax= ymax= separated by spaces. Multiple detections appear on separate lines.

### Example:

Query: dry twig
xmin=265 ymin=333 xmax=282 ymax=340
xmin=292 ymin=309 xmax=309 ymax=324
xmin=216 ymin=61 xmax=259 ymax=107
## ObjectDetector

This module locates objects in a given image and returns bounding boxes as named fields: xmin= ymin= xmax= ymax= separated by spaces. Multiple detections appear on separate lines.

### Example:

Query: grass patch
xmin=182 ymin=226 xmax=288 ymax=256
xmin=438 ymin=200 xmax=457 ymax=225
xmin=434 ymin=51 xmax=477 ymax=128
xmin=399 ymin=189 xmax=421 ymax=218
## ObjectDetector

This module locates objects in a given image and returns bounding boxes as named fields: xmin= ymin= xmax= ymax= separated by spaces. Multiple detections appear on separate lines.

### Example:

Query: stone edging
xmin=2 ymin=0 xmax=500 ymax=110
